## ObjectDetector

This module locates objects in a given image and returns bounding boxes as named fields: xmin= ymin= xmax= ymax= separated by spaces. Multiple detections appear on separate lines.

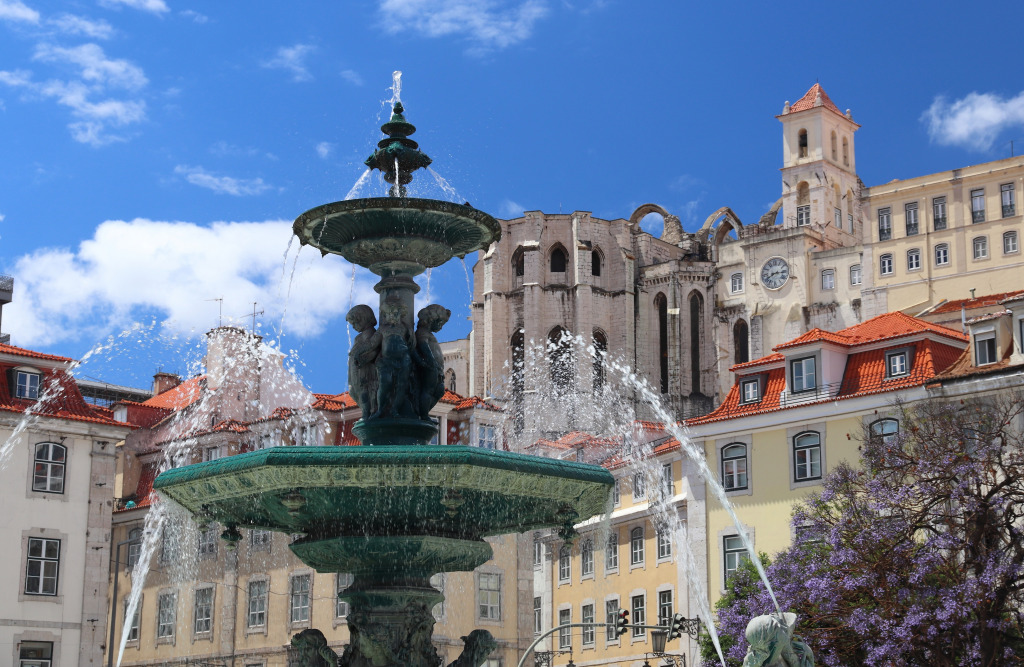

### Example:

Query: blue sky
xmin=2 ymin=0 xmax=1023 ymax=394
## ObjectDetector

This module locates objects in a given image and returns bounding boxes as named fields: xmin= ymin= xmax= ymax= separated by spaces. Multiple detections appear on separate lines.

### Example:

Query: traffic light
xmin=668 ymin=613 xmax=685 ymax=640
xmin=616 ymin=608 xmax=629 ymax=636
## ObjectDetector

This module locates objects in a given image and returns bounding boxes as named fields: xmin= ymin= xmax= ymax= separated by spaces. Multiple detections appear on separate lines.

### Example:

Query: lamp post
xmin=107 ymin=537 xmax=136 ymax=667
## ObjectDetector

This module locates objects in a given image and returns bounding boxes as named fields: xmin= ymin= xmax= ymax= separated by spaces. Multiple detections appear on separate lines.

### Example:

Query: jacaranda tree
xmin=706 ymin=395 xmax=1024 ymax=666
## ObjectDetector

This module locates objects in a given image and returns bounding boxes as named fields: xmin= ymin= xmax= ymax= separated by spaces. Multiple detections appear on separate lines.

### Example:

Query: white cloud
xmin=923 ymin=91 xmax=1024 ymax=152
xmin=179 ymin=9 xmax=207 ymax=23
xmin=34 ymin=43 xmax=147 ymax=89
xmin=0 ymin=0 xmax=40 ymax=24
xmin=262 ymin=44 xmax=315 ymax=82
xmin=340 ymin=69 xmax=363 ymax=86
xmin=4 ymin=218 xmax=378 ymax=346
xmin=174 ymin=165 xmax=272 ymax=196
xmin=378 ymin=0 xmax=549 ymax=52
xmin=49 ymin=14 xmax=114 ymax=39
xmin=209 ymin=140 xmax=259 ymax=157
xmin=315 ymin=142 xmax=333 ymax=159
xmin=98 ymin=0 xmax=169 ymax=15
xmin=498 ymin=199 xmax=523 ymax=218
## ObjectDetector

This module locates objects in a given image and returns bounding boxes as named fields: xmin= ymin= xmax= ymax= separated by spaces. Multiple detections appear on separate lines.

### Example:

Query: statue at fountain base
xmin=741 ymin=613 xmax=814 ymax=667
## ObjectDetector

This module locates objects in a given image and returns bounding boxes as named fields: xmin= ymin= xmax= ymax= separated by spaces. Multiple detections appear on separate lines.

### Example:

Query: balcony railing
xmin=778 ymin=381 xmax=842 ymax=408
xmin=972 ymin=209 xmax=986 ymax=223
xmin=878 ymin=228 xmax=892 ymax=241
xmin=1003 ymin=204 xmax=1016 ymax=218
xmin=933 ymin=217 xmax=947 ymax=230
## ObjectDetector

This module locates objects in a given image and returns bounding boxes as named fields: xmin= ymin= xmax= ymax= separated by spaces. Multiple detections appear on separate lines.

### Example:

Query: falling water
xmin=345 ymin=262 xmax=357 ymax=350
xmin=275 ymin=243 xmax=304 ymax=348
xmin=344 ymin=169 xmax=372 ymax=201
xmin=428 ymin=168 xmax=462 ymax=203
xmin=391 ymin=70 xmax=402 ymax=103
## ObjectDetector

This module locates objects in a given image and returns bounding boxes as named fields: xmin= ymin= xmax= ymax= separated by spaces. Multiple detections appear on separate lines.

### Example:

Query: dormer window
xmin=740 ymin=378 xmax=760 ymax=404
xmin=975 ymin=333 xmax=997 ymax=366
xmin=16 ymin=370 xmax=41 ymax=399
xmin=886 ymin=350 xmax=908 ymax=377
xmin=791 ymin=357 xmax=816 ymax=393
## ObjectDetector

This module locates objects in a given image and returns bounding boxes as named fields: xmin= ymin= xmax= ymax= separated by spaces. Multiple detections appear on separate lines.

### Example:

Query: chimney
xmin=204 ymin=326 xmax=261 ymax=391
xmin=152 ymin=372 xmax=181 ymax=395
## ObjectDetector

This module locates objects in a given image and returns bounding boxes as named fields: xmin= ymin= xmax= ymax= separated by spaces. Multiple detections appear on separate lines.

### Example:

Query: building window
xmin=973 ymin=236 xmax=988 ymax=259
xmin=125 ymin=599 xmax=141 ymax=641
xmin=558 ymin=546 xmax=570 ymax=582
xmin=19 ymin=641 xmax=53 ymax=667
xmin=662 ymin=463 xmax=673 ymax=497
xmin=655 ymin=293 xmax=669 ymax=394
xmin=850 ymin=264 xmax=862 ymax=285
xmin=533 ymin=534 xmax=543 ymax=567
xmin=290 ymin=574 xmax=311 ymax=624
xmin=606 ymin=600 xmax=620 ymax=641
xmin=198 ymin=528 xmax=218 ymax=558
xmin=830 ymin=131 xmax=837 ymax=161
xmin=975 ymin=334 xmax=997 ymax=366
xmin=631 ymin=594 xmax=646 ymax=637
xmin=612 ymin=479 xmax=620 ymax=506
xmin=24 ymin=537 xmax=60 ymax=595
xmin=32 ymin=442 xmax=66 ymax=493
xmin=1002 ymin=183 xmax=1015 ymax=217
xmin=157 ymin=592 xmax=176 ymax=638
xmin=161 ymin=522 xmax=180 ymax=564
xmin=658 ymin=590 xmax=673 ymax=626
xmin=933 ymin=197 xmax=947 ymax=230
xmin=971 ymin=189 xmax=986 ymax=223
xmin=834 ymin=206 xmax=842 ymax=230
xmin=632 ymin=471 xmax=645 ymax=500
xmin=127 ymin=527 xmax=143 ymax=569
xmin=581 ymin=603 xmax=595 ymax=645
xmin=730 ymin=272 xmax=743 ymax=293
xmin=842 ymin=136 xmax=849 ymax=166
xmin=935 ymin=244 xmax=950 ymax=266
xmin=907 ymin=249 xmax=921 ymax=271
xmin=336 ymin=573 xmax=353 ymax=617
xmin=734 ymin=319 xmax=749 ymax=365
xmin=793 ymin=431 xmax=822 ymax=481
xmin=558 ymin=609 xmax=571 ymax=648
xmin=247 ymin=580 xmax=267 ymax=628
xmin=431 ymin=573 xmax=445 ymax=620
xmin=870 ymin=419 xmax=899 ymax=446
xmin=478 ymin=572 xmax=501 ymax=620
xmin=193 ymin=587 xmax=213 ymax=635
xmin=605 ymin=532 xmax=618 ymax=571
xmin=581 ymin=539 xmax=594 ymax=576
xmin=791 ymin=356 xmax=816 ymax=393
xmin=796 ymin=205 xmax=810 ymax=226
xmin=550 ymin=247 xmax=567 ymax=273
xmin=534 ymin=597 xmax=543 ymax=634
xmin=904 ymin=202 xmax=919 ymax=236
xmin=478 ymin=424 xmax=497 ymax=449
xmin=821 ymin=269 xmax=835 ymax=290
xmin=250 ymin=529 xmax=271 ymax=550
xmin=630 ymin=526 xmax=644 ymax=565
xmin=721 ymin=443 xmax=748 ymax=491
xmin=886 ymin=351 xmax=908 ymax=377
xmin=877 ymin=208 xmax=892 ymax=240
xmin=879 ymin=253 xmax=893 ymax=275
xmin=592 ymin=250 xmax=602 ymax=277
xmin=15 ymin=370 xmax=41 ymax=399
xmin=512 ymin=247 xmax=525 ymax=277
xmin=656 ymin=529 xmax=672 ymax=559
xmin=723 ymin=535 xmax=747 ymax=581
xmin=1004 ymin=231 xmax=1019 ymax=254
xmin=202 ymin=446 xmax=224 ymax=462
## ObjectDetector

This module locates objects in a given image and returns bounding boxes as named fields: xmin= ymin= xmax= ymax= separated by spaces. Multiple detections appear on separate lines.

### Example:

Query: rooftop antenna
xmin=251 ymin=302 xmax=265 ymax=333
xmin=206 ymin=297 xmax=223 ymax=327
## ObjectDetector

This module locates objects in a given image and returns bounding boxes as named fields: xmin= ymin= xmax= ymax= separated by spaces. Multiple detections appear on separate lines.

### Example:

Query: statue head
xmin=418 ymin=304 xmax=451 ymax=332
xmin=346 ymin=304 xmax=377 ymax=332
xmin=460 ymin=629 xmax=497 ymax=663
xmin=290 ymin=628 xmax=336 ymax=667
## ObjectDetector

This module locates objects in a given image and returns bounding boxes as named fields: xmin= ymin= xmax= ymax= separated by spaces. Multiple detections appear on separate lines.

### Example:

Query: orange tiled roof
xmin=931 ymin=290 xmax=1024 ymax=315
xmin=312 ymin=392 xmax=357 ymax=411
xmin=0 ymin=362 xmax=129 ymax=427
xmin=774 ymin=328 xmax=852 ymax=350
xmin=322 ymin=390 xmax=502 ymax=413
xmin=116 ymin=464 xmax=158 ymax=512
xmin=731 ymin=352 xmax=784 ymax=372
xmin=0 ymin=342 xmax=75 ymax=363
xmin=142 ymin=376 xmax=203 ymax=410
xmin=773 ymin=312 xmax=966 ymax=352
xmin=788 ymin=83 xmax=844 ymax=117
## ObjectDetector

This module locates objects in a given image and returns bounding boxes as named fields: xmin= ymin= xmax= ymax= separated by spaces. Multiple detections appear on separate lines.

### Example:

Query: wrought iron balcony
xmin=878 ymin=228 xmax=892 ymax=241
xmin=972 ymin=209 xmax=986 ymax=223
xmin=934 ymin=217 xmax=947 ymax=230
xmin=1003 ymin=204 xmax=1016 ymax=218
xmin=778 ymin=381 xmax=843 ymax=407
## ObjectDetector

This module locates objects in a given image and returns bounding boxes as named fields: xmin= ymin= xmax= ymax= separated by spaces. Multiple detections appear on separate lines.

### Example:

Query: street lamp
xmin=651 ymin=629 xmax=668 ymax=654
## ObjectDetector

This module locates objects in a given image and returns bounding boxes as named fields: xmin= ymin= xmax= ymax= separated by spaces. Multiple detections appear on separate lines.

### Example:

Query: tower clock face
xmin=760 ymin=257 xmax=790 ymax=290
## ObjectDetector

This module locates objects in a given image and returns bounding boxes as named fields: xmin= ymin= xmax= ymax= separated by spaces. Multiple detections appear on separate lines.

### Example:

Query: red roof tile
xmin=143 ymin=376 xmax=202 ymax=410
xmin=312 ymin=392 xmax=357 ymax=411
xmin=788 ymin=83 xmax=844 ymax=117
xmin=731 ymin=352 xmax=784 ymax=372
xmin=931 ymin=291 xmax=1024 ymax=315
xmin=116 ymin=464 xmax=158 ymax=512
xmin=0 ymin=363 xmax=129 ymax=427
xmin=0 ymin=342 xmax=75 ymax=363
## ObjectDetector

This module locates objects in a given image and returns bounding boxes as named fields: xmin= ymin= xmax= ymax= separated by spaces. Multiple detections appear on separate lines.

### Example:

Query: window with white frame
xmin=478 ymin=573 xmax=501 ymax=620
xmin=850 ymin=264 xmax=862 ymax=285
xmin=658 ymin=590 xmax=673 ymax=626
xmin=793 ymin=432 xmax=822 ymax=481
xmin=290 ymin=574 xmax=311 ymax=624
xmin=24 ymin=537 xmax=60 ymax=595
xmin=581 ymin=603 xmax=595 ymax=645
xmin=478 ymin=424 xmax=497 ymax=449
xmin=886 ymin=350 xmax=908 ymax=377
xmin=834 ymin=207 xmax=842 ymax=230
xmin=973 ymin=236 xmax=988 ymax=259
xmin=198 ymin=528 xmax=217 ymax=558
xmin=558 ymin=608 xmax=571 ymax=648
xmin=157 ymin=592 xmax=176 ymax=638
xmin=971 ymin=189 xmax=986 ymax=222
xmin=730 ymin=272 xmax=743 ymax=293
xmin=1004 ymin=231 xmax=1018 ymax=254
xmin=612 ymin=479 xmax=620 ymax=505
xmin=907 ymin=249 xmax=921 ymax=271
xmin=631 ymin=594 xmax=646 ymax=637
xmin=193 ymin=586 xmax=213 ymax=635
xmin=935 ymin=243 xmax=950 ymax=266
xmin=740 ymin=378 xmax=760 ymax=404
xmin=18 ymin=641 xmax=53 ymax=667
xmin=933 ymin=197 xmax=947 ymax=230
xmin=558 ymin=546 xmax=570 ymax=582
xmin=975 ymin=333 xmax=997 ymax=366
xmin=723 ymin=535 xmax=747 ymax=581
xmin=125 ymin=599 xmax=141 ymax=641
xmin=15 ymin=370 xmax=41 ymax=399
xmin=247 ymin=580 xmax=267 ymax=628
xmin=127 ymin=526 xmax=143 ymax=569
xmin=661 ymin=463 xmax=673 ymax=497
xmin=877 ymin=208 xmax=892 ymax=240
xmin=870 ymin=419 xmax=899 ymax=446
xmin=300 ymin=424 xmax=319 ymax=447
xmin=605 ymin=532 xmax=618 ymax=570
xmin=202 ymin=446 xmax=224 ymax=462
xmin=250 ymin=529 xmax=271 ymax=550
xmin=161 ymin=522 xmax=179 ymax=564
xmin=336 ymin=573 xmax=353 ymax=617
xmin=879 ymin=253 xmax=893 ymax=275
xmin=656 ymin=528 xmax=672 ymax=559
xmin=431 ymin=573 xmax=445 ymax=620
xmin=534 ymin=596 xmax=543 ymax=634
xmin=630 ymin=526 xmax=644 ymax=565
xmin=796 ymin=205 xmax=810 ymax=226
xmin=1002 ymin=183 xmax=1015 ymax=217
xmin=721 ymin=443 xmax=748 ymax=491
xmin=605 ymin=599 xmax=619 ymax=641
xmin=32 ymin=442 xmax=66 ymax=493
xmin=791 ymin=356 xmax=816 ymax=393
xmin=632 ymin=471 xmax=645 ymax=500
xmin=821 ymin=269 xmax=835 ymax=290
xmin=905 ymin=202 xmax=919 ymax=235
xmin=533 ymin=533 xmax=543 ymax=567
xmin=581 ymin=539 xmax=594 ymax=576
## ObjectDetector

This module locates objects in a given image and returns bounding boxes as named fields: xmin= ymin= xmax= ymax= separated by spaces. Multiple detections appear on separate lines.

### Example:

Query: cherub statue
xmin=447 ymin=629 xmax=497 ymax=667
xmin=413 ymin=304 xmax=451 ymax=419
xmin=290 ymin=628 xmax=340 ymax=667
xmin=347 ymin=305 xmax=381 ymax=418
xmin=742 ymin=613 xmax=814 ymax=667
xmin=372 ymin=301 xmax=417 ymax=419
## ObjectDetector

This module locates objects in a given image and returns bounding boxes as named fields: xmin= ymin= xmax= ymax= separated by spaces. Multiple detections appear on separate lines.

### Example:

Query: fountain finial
xmin=365 ymin=101 xmax=432 ymax=197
